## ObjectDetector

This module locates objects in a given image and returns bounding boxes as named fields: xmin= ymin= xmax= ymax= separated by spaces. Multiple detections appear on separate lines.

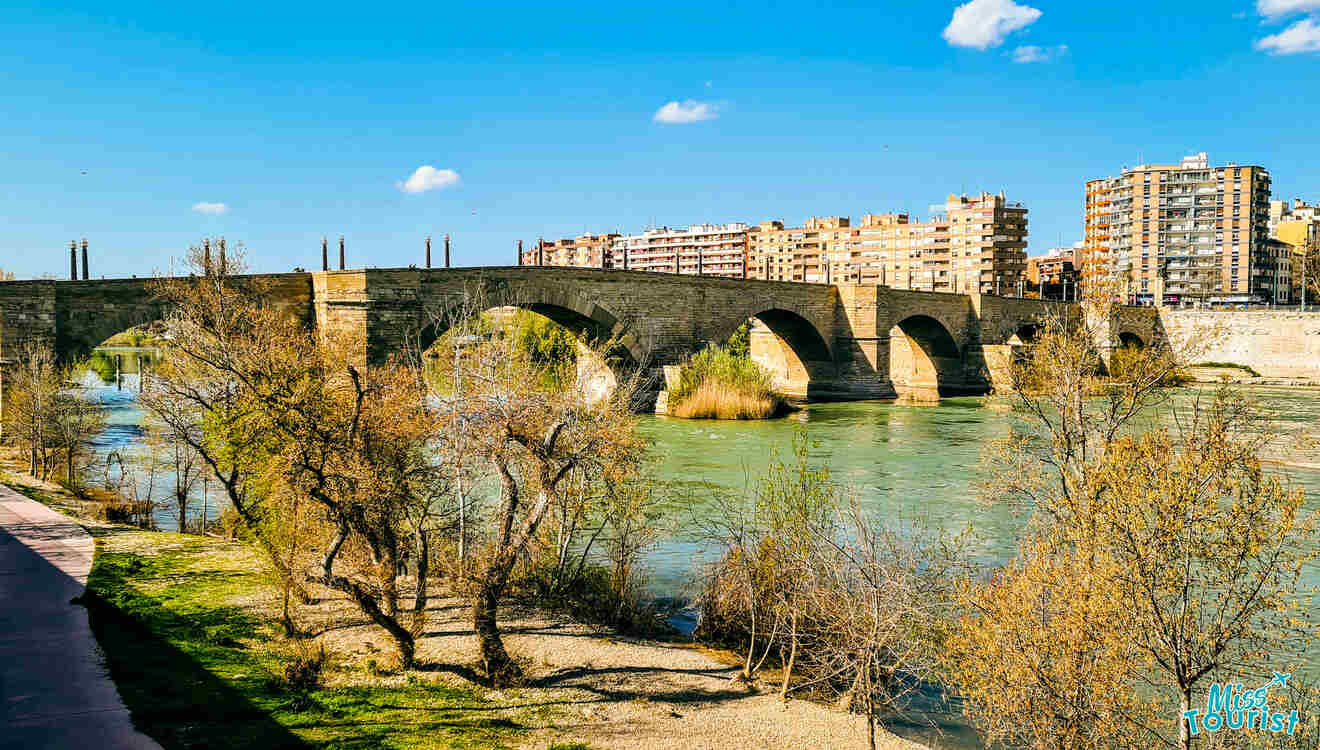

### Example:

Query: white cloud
xmin=1256 ymin=17 xmax=1320 ymax=53
xmin=943 ymin=0 xmax=1043 ymax=50
xmin=397 ymin=166 xmax=461 ymax=194
xmin=652 ymin=100 xmax=718 ymax=124
xmin=1257 ymin=0 xmax=1320 ymax=20
xmin=1011 ymin=44 xmax=1069 ymax=62
xmin=192 ymin=201 xmax=228 ymax=215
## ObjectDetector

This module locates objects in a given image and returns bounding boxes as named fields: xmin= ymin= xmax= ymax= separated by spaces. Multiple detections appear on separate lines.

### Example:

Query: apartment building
xmin=747 ymin=216 xmax=858 ymax=284
xmin=859 ymin=193 xmax=1027 ymax=294
xmin=746 ymin=192 xmax=1027 ymax=294
xmin=1270 ymin=198 xmax=1320 ymax=303
xmin=1026 ymin=244 xmax=1082 ymax=300
xmin=1083 ymin=153 xmax=1278 ymax=304
xmin=519 ymin=233 xmax=620 ymax=268
xmin=608 ymin=223 xmax=749 ymax=278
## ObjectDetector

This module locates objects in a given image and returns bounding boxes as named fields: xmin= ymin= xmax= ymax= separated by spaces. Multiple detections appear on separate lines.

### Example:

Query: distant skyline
xmin=2 ymin=1 xmax=1319 ymax=278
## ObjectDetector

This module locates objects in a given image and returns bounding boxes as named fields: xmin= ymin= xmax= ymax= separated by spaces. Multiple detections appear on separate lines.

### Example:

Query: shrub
xmin=669 ymin=345 xmax=784 ymax=420
xmin=726 ymin=321 xmax=751 ymax=359
xmin=270 ymin=641 xmax=327 ymax=694
xmin=1194 ymin=360 xmax=1262 ymax=378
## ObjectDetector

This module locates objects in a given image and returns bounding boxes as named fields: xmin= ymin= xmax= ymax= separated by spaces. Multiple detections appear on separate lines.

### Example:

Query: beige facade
xmin=608 ymin=223 xmax=749 ymax=278
xmin=1269 ymin=198 xmax=1320 ymax=304
xmin=748 ymin=192 xmax=1028 ymax=294
xmin=747 ymin=216 xmax=859 ymax=284
xmin=520 ymin=233 xmax=620 ymax=268
xmin=1084 ymin=152 xmax=1280 ymax=304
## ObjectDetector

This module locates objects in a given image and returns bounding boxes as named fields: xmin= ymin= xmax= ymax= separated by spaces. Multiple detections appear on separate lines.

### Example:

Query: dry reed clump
xmin=668 ymin=345 xmax=786 ymax=420
xmin=670 ymin=381 xmax=781 ymax=420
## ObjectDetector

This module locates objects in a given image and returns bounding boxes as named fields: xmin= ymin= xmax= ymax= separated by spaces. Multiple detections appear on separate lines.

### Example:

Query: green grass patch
xmin=1193 ymin=361 xmax=1262 ymax=377
xmin=84 ymin=530 xmax=525 ymax=749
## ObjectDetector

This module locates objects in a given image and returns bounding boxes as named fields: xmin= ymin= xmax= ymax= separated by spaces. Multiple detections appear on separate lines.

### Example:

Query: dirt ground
xmin=302 ymin=588 xmax=931 ymax=750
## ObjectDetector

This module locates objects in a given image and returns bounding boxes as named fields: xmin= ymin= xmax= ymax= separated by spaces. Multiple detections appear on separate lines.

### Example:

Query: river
xmin=82 ymin=378 xmax=1320 ymax=748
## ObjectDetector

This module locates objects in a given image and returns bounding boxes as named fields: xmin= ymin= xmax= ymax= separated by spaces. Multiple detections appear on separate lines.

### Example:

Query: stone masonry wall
xmin=1159 ymin=309 xmax=1320 ymax=380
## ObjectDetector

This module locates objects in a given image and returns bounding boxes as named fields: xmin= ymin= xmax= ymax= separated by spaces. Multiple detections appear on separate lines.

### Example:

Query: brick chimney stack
xmin=516 ymin=239 xmax=523 ymax=266
xmin=425 ymin=236 xmax=431 ymax=269
xmin=339 ymin=236 xmax=345 ymax=270
xmin=444 ymin=234 xmax=451 ymax=268
xmin=70 ymin=241 xmax=77 ymax=280
xmin=218 ymin=237 xmax=227 ymax=275
xmin=203 ymin=239 xmax=212 ymax=275
xmin=81 ymin=238 xmax=89 ymax=280
xmin=322 ymin=237 xmax=328 ymax=271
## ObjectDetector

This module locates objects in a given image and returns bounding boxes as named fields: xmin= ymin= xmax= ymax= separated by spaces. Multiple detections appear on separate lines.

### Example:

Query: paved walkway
xmin=0 ymin=485 xmax=162 ymax=750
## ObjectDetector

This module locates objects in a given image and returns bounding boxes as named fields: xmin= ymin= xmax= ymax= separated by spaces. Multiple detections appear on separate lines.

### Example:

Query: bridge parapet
xmin=0 ymin=268 xmax=1132 ymax=414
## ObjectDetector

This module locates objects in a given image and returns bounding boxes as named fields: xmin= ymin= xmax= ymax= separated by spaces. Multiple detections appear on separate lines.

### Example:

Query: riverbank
xmin=1186 ymin=364 xmax=1320 ymax=388
xmin=0 ymin=459 xmax=928 ymax=749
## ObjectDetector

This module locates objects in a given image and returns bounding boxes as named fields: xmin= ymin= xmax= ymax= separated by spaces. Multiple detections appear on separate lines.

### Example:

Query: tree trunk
xmin=1180 ymin=688 xmax=1192 ymax=750
xmin=473 ymin=576 xmax=519 ymax=685
xmin=780 ymin=613 xmax=798 ymax=701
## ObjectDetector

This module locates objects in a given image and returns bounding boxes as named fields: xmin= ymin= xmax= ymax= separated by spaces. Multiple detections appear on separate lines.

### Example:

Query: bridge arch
xmin=1007 ymin=322 xmax=1042 ymax=347
xmin=742 ymin=308 xmax=834 ymax=400
xmin=889 ymin=314 xmax=966 ymax=400
xmin=416 ymin=282 xmax=644 ymax=365
xmin=415 ymin=289 xmax=642 ymax=402
xmin=1117 ymin=331 xmax=1145 ymax=350
xmin=58 ymin=298 xmax=167 ymax=365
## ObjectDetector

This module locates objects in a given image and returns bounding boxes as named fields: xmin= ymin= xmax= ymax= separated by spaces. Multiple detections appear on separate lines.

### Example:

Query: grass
xmin=670 ymin=381 xmax=782 ymax=420
xmin=1193 ymin=361 xmax=1263 ymax=377
xmin=668 ymin=345 xmax=786 ymax=420
xmin=82 ymin=528 xmax=528 ymax=750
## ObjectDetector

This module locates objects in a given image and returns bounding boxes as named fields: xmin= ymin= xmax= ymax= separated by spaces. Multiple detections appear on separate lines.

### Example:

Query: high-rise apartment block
xmin=519 ymin=191 xmax=1028 ymax=293
xmin=1084 ymin=153 xmax=1282 ymax=304
xmin=521 ymin=224 xmax=750 ymax=278
xmin=609 ymin=223 xmax=749 ymax=278
xmin=747 ymin=216 xmax=858 ymax=284
xmin=746 ymin=192 xmax=1027 ymax=294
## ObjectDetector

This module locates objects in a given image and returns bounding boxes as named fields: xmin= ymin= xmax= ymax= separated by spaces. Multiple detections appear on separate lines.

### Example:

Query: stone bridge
xmin=0 ymin=267 xmax=1151 ymax=409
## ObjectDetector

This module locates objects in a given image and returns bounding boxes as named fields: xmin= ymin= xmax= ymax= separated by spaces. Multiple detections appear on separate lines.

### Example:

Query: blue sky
xmin=2 ymin=1 xmax=1318 ymax=278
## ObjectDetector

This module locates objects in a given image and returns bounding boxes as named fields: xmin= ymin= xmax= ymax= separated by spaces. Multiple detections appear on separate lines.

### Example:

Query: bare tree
xmin=3 ymin=342 xmax=62 ymax=478
xmin=423 ymin=285 xmax=651 ymax=685
xmin=147 ymin=243 xmax=457 ymax=668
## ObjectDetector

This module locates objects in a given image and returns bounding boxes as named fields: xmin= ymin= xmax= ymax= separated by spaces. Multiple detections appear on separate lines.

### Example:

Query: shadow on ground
xmin=79 ymin=564 xmax=316 ymax=749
